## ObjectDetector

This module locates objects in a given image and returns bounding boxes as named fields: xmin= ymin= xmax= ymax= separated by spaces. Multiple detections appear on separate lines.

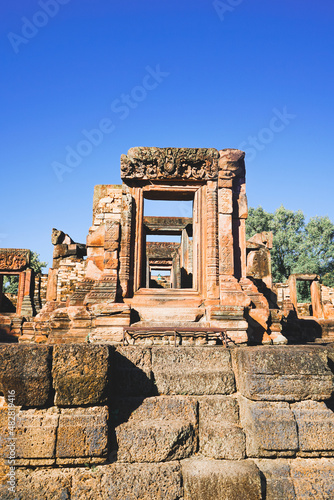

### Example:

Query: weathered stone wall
xmin=0 ymin=343 xmax=334 ymax=499
xmin=56 ymin=258 xmax=86 ymax=302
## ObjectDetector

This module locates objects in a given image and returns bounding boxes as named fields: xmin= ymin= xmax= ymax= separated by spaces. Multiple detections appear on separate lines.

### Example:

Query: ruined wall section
xmin=1 ymin=344 xmax=334 ymax=499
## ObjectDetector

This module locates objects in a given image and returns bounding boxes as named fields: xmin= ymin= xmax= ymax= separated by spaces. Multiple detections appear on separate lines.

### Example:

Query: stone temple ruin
xmin=1 ymin=146 xmax=334 ymax=345
xmin=1 ymin=148 xmax=334 ymax=499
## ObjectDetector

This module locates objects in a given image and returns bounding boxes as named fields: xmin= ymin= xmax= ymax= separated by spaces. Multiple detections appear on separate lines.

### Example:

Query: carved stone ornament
xmin=120 ymin=147 xmax=219 ymax=180
xmin=0 ymin=249 xmax=30 ymax=271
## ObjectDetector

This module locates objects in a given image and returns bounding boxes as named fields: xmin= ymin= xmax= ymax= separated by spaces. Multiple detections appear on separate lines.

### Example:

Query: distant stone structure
xmin=1 ymin=146 xmax=334 ymax=344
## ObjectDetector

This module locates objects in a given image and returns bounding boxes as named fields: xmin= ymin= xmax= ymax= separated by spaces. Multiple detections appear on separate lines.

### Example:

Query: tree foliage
xmin=3 ymin=252 xmax=47 ymax=295
xmin=246 ymin=206 xmax=334 ymax=288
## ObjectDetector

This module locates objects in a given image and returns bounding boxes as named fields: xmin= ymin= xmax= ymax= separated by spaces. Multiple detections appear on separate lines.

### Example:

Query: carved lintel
xmin=121 ymin=147 xmax=219 ymax=180
xmin=0 ymin=249 xmax=30 ymax=271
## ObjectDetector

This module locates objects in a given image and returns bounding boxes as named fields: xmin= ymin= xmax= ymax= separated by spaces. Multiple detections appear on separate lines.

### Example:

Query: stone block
xmin=3 ymin=468 xmax=72 ymax=500
xmin=182 ymin=458 xmax=262 ymax=500
xmin=290 ymin=458 xmax=334 ymax=499
xmin=57 ymin=406 xmax=108 ymax=458
xmin=112 ymin=346 xmax=153 ymax=396
xmin=113 ymin=396 xmax=197 ymax=462
xmin=255 ymin=459 xmax=296 ymax=500
xmin=15 ymin=408 xmax=59 ymax=460
xmin=232 ymin=345 xmax=334 ymax=401
xmin=0 ymin=344 xmax=51 ymax=407
xmin=152 ymin=346 xmax=235 ymax=395
xmin=239 ymin=397 xmax=298 ymax=457
xmin=292 ymin=401 xmax=334 ymax=456
xmin=52 ymin=344 xmax=109 ymax=405
xmin=71 ymin=462 xmax=182 ymax=500
xmin=198 ymin=395 xmax=245 ymax=459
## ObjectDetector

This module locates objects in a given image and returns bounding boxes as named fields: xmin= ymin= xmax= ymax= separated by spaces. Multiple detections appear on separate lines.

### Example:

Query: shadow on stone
xmin=108 ymin=348 xmax=158 ymax=462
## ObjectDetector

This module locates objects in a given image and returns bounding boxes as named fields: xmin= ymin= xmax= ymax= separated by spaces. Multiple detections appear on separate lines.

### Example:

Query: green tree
xmin=3 ymin=252 xmax=47 ymax=295
xmin=246 ymin=206 xmax=334 ymax=289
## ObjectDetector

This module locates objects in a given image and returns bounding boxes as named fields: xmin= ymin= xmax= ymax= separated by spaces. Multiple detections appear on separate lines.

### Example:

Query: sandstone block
xmin=152 ymin=346 xmax=235 ymax=395
xmin=255 ymin=459 xmax=296 ymax=500
xmin=0 ymin=344 xmax=51 ymax=407
xmin=198 ymin=395 xmax=245 ymax=459
xmin=290 ymin=458 xmax=334 ymax=499
xmin=292 ymin=401 xmax=334 ymax=456
xmin=113 ymin=396 xmax=197 ymax=462
xmin=15 ymin=407 xmax=59 ymax=459
xmin=71 ymin=462 xmax=182 ymax=500
xmin=239 ymin=397 xmax=298 ymax=457
xmin=182 ymin=458 xmax=262 ymax=500
xmin=112 ymin=346 xmax=153 ymax=396
xmin=52 ymin=344 xmax=109 ymax=405
xmin=233 ymin=345 xmax=334 ymax=401
xmin=57 ymin=406 xmax=108 ymax=458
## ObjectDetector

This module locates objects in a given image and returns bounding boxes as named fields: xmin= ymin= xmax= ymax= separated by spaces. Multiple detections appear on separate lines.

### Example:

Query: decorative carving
xmin=121 ymin=147 xmax=219 ymax=180
xmin=206 ymin=181 xmax=219 ymax=296
xmin=0 ymin=249 xmax=29 ymax=271
xmin=218 ymin=188 xmax=233 ymax=214
xmin=119 ymin=191 xmax=133 ymax=297
xmin=219 ymin=235 xmax=234 ymax=275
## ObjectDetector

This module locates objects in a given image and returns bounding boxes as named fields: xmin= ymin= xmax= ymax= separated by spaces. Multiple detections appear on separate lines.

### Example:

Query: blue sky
xmin=1 ymin=0 xmax=334 ymax=269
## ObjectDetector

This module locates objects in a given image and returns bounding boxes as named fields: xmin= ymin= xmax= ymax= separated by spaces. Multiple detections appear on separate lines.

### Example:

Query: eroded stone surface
xmin=239 ymin=397 xmax=298 ymax=457
xmin=292 ymin=400 xmax=334 ymax=456
xmin=57 ymin=406 xmax=108 ymax=459
xmin=182 ymin=458 xmax=262 ymax=500
xmin=198 ymin=395 xmax=245 ymax=459
xmin=113 ymin=396 xmax=197 ymax=462
xmin=0 ymin=344 xmax=51 ymax=407
xmin=255 ymin=459 xmax=296 ymax=500
xmin=290 ymin=458 xmax=334 ymax=499
xmin=0 ymin=467 xmax=72 ymax=500
xmin=71 ymin=462 xmax=182 ymax=500
xmin=233 ymin=345 xmax=334 ymax=401
xmin=52 ymin=343 xmax=109 ymax=405
xmin=152 ymin=347 xmax=235 ymax=395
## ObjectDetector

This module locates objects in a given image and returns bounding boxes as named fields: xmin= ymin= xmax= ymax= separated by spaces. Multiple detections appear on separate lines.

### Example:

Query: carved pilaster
xmin=206 ymin=181 xmax=219 ymax=298
xmin=119 ymin=189 xmax=133 ymax=297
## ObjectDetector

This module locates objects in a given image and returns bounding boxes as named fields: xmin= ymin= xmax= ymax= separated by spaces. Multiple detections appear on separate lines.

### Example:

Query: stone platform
xmin=1 ymin=343 xmax=334 ymax=499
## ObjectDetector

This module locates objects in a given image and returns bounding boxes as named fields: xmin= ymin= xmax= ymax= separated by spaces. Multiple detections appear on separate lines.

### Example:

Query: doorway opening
xmin=143 ymin=197 xmax=194 ymax=289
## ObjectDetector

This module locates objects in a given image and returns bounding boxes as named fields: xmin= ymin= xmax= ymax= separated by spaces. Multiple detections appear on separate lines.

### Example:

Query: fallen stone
xmin=291 ymin=401 xmax=334 ymax=456
xmin=232 ymin=345 xmax=334 ymax=401
xmin=182 ymin=458 xmax=262 ymax=500
xmin=0 ymin=344 xmax=51 ymax=407
xmin=152 ymin=346 xmax=235 ymax=395
xmin=239 ymin=397 xmax=298 ymax=457
xmin=198 ymin=395 xmax=245 ymax=459
xmin=52 ymin=344 xmax=109 ymax=405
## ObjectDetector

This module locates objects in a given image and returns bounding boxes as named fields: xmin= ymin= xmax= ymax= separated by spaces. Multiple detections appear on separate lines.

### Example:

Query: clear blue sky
xmin=1 ymin=0 xmax=334 ymax=269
